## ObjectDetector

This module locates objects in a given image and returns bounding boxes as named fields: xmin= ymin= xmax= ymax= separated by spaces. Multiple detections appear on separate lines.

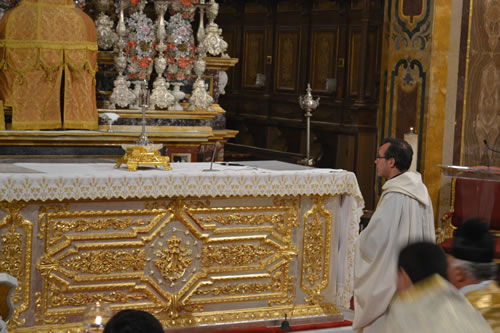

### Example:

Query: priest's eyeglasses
xmin=375 ymin=155 xmax=387 ymax=160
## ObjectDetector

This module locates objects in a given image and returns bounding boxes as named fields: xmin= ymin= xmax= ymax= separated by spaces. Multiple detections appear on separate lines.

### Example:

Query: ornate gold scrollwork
xmin=34 ymin=291 xmax=65 ymax=325
xmin=201 ymin=244 xmax=274 ymax=267
xmin=0 ymin=201 xmax=32 ymax=327
xmin=301 ymin=196 xmax=332 ymax=305
xmin=21 ymin=196 xmax=342 ymax=330
xmin=38 ymin=204 xmax=69 ymax=240
xmin=154 ymin=235 xmax=193 ymax=282
xmin=199 ymin=213 xmax=282 ymax=226
xmin=62 ymin=249 xmax=145 ymax=273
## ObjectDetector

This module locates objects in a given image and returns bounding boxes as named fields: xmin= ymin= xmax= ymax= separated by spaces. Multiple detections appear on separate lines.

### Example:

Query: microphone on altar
xmin=281 ymin=313 xmax=291 ymax=330
xmin=203 ymin=142 xmax=221 ymax=172
xmin=483 ymin=140 xmax=500 ymax=168
xmin=484 ymin=140 xmax=500 ymax=154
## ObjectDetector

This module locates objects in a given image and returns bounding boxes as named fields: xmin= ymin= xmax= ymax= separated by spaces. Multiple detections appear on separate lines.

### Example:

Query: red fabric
xmin=452 ymin=178 xmax=500 ymax=230
xmin=441 ymin=237 xmax=500 ymax=260
xmin=440 ymin=238 xmax=453 ymax=253
xmin=211 ymin=320 xmax=353 ymax=333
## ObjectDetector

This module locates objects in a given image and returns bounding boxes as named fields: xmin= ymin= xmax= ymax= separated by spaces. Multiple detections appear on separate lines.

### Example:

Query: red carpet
xmin=212 ymin=320 xmax=352 ymax=333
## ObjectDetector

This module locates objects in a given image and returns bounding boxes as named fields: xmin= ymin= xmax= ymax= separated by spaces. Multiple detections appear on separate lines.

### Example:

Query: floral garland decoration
xmin=165 ymin=13 xmax=196 ymax=81
xmin=125 ymin=6 xmax=155 ymax=80
xmin=170 ymin=0 xmax=197 ymax=20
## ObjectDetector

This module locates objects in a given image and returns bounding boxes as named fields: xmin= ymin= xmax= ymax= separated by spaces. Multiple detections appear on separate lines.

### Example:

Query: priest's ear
xmin=387 ymin=156 xmax=396 ymax=169
xmin=397 ymin=268 xmax=413 ymax=292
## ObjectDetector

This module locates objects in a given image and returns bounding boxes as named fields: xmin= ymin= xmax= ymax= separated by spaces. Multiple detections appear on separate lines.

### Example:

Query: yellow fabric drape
xmin=0 ymin=0 xmax=97 ymax=130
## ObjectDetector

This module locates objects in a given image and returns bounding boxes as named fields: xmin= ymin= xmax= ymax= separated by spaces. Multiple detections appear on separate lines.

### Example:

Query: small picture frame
xmin=171 ymin=153 xmax=192 ymax=163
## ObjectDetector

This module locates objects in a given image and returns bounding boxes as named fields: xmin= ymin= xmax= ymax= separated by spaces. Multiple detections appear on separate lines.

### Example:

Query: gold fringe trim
xmin=0 ymin=41 xmax=97 ymax=51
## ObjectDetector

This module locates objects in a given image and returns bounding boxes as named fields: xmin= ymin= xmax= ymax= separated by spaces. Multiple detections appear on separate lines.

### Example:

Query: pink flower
xmin=178 ymin=57 xmax=189 ymax=68
xmin=141 ymin=25 xmax=150 ymax=35
xmin=139 ymin=57 xmax=149 ymax=68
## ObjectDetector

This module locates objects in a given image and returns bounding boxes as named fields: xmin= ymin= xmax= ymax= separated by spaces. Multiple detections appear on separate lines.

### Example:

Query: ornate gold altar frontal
xmin=0 ymin=163 xmax=364 ymax=332
xmin=0 ymin=0 xmax=98 ymax=130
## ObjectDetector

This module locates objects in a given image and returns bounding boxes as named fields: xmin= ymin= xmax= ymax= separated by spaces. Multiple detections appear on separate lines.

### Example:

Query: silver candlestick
xmin=298 ymin=83 xmax=320 ymax=165
xmin=109 ymin=0 xmax=135 ymax=109
xmin=136 ymin=80 xmax=151 ymax=146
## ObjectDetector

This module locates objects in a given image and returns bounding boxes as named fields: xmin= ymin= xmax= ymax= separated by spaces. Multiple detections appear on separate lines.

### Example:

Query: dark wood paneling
xmin=364 ymin=27 xmax=379 ymax=98
xmin=242 ymin=30 xmax=265 ymax=89
xmin=218 ymin=0 xmax=383 ymax=209
xmin=348 ymin=28 xmax=362 ymax=97
xmin=310 ymin=30 xmax=338 ymax=92
xmin=274 ymin=30 xmax=301 ymax=92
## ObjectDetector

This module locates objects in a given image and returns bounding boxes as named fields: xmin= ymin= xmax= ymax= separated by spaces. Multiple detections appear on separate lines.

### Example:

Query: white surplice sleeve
xmin=352 ymin=192 xmax=435 ymax=332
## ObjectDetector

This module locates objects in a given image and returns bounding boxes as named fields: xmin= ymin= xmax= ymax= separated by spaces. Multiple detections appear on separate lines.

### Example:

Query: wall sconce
xmin=255 ymin=73 xmax=266 ymax=87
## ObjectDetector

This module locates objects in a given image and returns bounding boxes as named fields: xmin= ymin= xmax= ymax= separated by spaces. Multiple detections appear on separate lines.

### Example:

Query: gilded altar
xmin=0 ymin=162 xmax=363 ymax=332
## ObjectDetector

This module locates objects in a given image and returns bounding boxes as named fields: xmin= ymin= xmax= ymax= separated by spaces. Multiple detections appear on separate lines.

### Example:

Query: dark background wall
xmin=218 ymin=0 xmax=384 ymax=209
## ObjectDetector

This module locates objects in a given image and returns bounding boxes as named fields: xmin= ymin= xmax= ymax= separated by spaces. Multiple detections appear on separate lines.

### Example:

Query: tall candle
xmin=404 ymin=127 xmax=418 ymax=172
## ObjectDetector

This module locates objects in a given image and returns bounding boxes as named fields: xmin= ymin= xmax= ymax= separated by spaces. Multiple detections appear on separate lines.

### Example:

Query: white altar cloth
xmin=0 ymin=162 xmax=363 ymax=202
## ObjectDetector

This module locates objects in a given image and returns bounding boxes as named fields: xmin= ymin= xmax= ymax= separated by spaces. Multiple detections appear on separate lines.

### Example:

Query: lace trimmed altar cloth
xmin=0 ymin=162 xmax=363 ymax=202
xmin=0 ymin=0 xmax=97 ymax=130
xmin=0 ymin=162 xmax=364 ymax=329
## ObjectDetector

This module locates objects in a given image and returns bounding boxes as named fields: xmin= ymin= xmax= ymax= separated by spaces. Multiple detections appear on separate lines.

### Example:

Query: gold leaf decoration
xmin=154 ymin=235 xmax=193 ymax=282
xmin=61 ymin=249 xmax=145 ymax=273
xmin=199 ymin=213 xmax=283 ymax=226
xmin=1 ymin=224 xmax=22 ymax=280
xmin=201 ymin=244 xmax=274 ymax=267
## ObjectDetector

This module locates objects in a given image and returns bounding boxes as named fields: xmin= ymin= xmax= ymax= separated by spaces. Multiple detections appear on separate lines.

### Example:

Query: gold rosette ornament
xmin=0 ymin=0 xmax=98 ymax=130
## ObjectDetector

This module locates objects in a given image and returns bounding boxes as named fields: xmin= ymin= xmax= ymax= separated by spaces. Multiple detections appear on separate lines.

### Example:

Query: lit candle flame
xmin=95 ymin=316 xmax=102 ymax=326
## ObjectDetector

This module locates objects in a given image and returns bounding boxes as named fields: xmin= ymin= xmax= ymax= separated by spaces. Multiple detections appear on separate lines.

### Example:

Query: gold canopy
xmin=0 ymin=0 xmax=98 ymax=130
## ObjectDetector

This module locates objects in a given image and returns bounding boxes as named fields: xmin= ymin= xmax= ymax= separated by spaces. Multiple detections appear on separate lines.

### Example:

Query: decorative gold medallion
xmin=154 ymin=235 xmax=193 ymax=282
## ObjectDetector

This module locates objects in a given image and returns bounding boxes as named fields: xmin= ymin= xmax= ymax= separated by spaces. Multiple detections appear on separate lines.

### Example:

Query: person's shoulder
xmin=380 ymin=191 xmax=411 ymax=202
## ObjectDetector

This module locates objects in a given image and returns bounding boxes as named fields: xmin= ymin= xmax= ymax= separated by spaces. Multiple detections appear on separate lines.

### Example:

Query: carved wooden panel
xmin=277 ymin=1 xmax=302 ymax=12
xmin=244 ymin=3 xmax=267 ymax=14
xmin=310 ymin=30 xmax=337 ymax=92
xmin=313 ymin=0 xmax=337 ymax=11
xmin=242 ymin=31 xmax=265 ymax=89
xmin=351 ymin=0 xmax=364 ymax=9
xmin=370 ymin=0 xmax=382 ymax=10
xmin=275 ymin=31 xmax=300 ymax=91
xmin=348 ymin=29 xmax=361 ymax=97
xmin=364 ymin=27 xmax=379 ymax=98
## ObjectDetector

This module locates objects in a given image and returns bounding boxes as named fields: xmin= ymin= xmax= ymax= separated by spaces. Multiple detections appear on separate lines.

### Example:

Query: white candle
xmin=95 ymin=316 xmax=102 ymax=326
xmin=404 ymin=128 xmax=418 ymax=172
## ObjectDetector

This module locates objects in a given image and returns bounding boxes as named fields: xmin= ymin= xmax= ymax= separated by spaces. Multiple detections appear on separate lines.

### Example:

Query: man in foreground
xmin=353 ymin=137 xmax=435 ymax=333
xmin=384 ymin=241 xmax=493 ymax=332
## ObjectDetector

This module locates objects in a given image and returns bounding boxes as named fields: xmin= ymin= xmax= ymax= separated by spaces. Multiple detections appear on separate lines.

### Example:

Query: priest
xmin=353 ymin=137 xmax=436 ymax=333
xmin=447 ymin=218 xmax=500 ymax=331
xmin=384 ymin=241 xmax=493 ymax=332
